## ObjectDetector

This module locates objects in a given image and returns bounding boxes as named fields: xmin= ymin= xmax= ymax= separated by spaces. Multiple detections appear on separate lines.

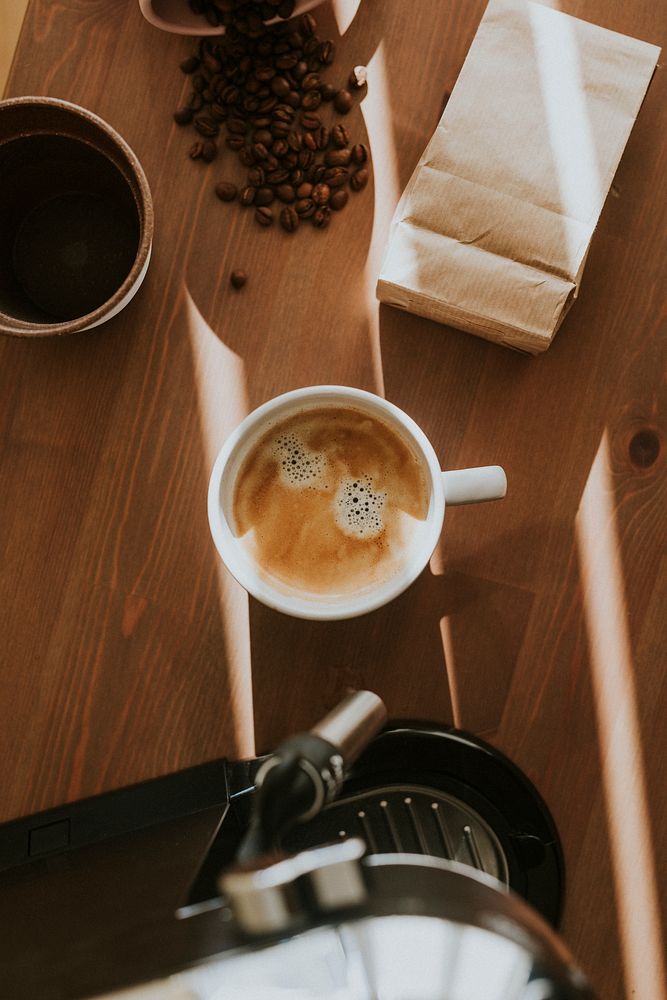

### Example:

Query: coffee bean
xmin=272 ymin=138 xmax=289 ymax=157
xmin=275 ymin=53 xmax=298 ymax=70
xmin=173 ymin=106 xmax=194 ymax=125
xmin=350 ymin=167 xmax=369 ymax=191
xmin=192 ymin=73 xmax=207 ymax=93
xmin=266 ymin=168 xmax=290 ymax=184
xmin=301 ymin=90 xmax=322 ymax=111
xmin=226 ymin=135 xmax=245 ymax=150
xmin=325 ymin=148 xmax=352 ymax=167
xmin=312 ymin=206 xmax=331 ymax=228
xmin=334 ymin=89 xmax=353 ymax=114
xmin=253 ymin=128 xmax=273 ymax=145
xmin=189 ymin=140 xmax=205 ymax=160
xmin=280 ymin=206 xmax=299 ymax=232
xmin=239 ymin=147 xmax=256 ymax=167
xmin=331 ymin=124 xmax=349 ymax=148
xmin=286 ymin=91 xmax=301 ymax=109
xmin=226 ymin=118 xmax=247 ymax=135
xmin=324 ymin=167 xmax=349 ymax=188
xmin=301 ymin=112 xmax=321 ymax=131
xmin=312 ymin=183 xmax=331 ymax=205
xmin=293 ymin=60 xmax=308 ymax=80
xmin=255 ymin=66 xmax=276 ymax=81
xmin=287 ymin=132 xmax=302 ymax=152
xmin=215 ymin=181 xmax=238 ymax=201
xmin=255 ymin=187 xmax=275 ymax=206
xmin=295 ymin=198 xmax=315 ymax=218
xmin=239 ymin=185 xmax=256 ymax=206
xmin=230 ymin=269 xmax=247 ymax=289
xmin=307 ymin=163 xmax=326 ymax=184
xmin=276 ymin=184 xmax=295 ymax=203
xmin=298 ymin=149 xmax=314 ymax=168
xmin=201 ymin=139 xmax=218 ymax=162
xmin=253 ymin=142 xmax=269 ymax=159
xmin=248 ymin=166 xmax=265 ymax=187
xmin=330 ymin=189 xmax=348 ymax=211
xmin=270 ymin=75 xmax=290 ymax=97
xmin=318 ymin=40 xmax=335 ymax=65
xmin=351 ymin=143 xmax=368 ymax=164
xmin=348 ymin=65 xmax=368 ymax=89
xmin=300 ymin=12 xmax=316 ymax=36
xmin=188 ymin=92 xmax=204 ymax=112
xmin=180 ymin=55 xmax=201 ymax=74
xmin=194 ymin=116 xmax=219 ymax=137
xmin=321 ymin=83 xmax=337 ymax=102
xmin=302 ymin=73 xmax=320 ymax=91
xmin=296 ymin=182 xmax=313 ymax=199
xmin=255 ymin=205 xmax=274 ymax=225
xmin=291 ymin=168 xmax=305 ymax=186
xmin=303 ymin=132 xmax=318 ymax=152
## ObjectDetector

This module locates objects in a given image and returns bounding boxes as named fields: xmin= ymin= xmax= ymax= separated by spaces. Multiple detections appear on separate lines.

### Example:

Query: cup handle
xmin=442 ymin=466 xmax=507 ymax=506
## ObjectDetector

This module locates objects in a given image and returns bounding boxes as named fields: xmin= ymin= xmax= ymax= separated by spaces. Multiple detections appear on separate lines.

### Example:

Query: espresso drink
xmin=232 ymin=406 xmax=430 ymax=598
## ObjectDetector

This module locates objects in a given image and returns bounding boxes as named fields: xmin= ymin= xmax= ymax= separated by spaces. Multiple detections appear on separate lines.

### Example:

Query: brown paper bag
xmin=376 ymin=0 xmax=660 ymax=353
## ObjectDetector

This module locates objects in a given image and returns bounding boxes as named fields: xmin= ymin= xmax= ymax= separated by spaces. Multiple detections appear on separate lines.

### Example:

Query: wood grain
xmin=1 ymin=1 xmax=666 ymax=997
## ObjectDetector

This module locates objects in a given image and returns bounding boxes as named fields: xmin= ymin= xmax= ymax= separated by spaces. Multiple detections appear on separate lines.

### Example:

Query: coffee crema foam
xmin=232 ymin=406 xmax=430 ymax=598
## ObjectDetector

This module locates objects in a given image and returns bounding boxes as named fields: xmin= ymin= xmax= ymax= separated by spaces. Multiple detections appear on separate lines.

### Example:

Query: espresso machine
xmin=0 ymin=692 xmax=594 ymax=999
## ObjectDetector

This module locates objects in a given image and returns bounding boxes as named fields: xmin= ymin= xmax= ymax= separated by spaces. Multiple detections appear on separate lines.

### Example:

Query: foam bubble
xmin=334 ymin=476 xmax=386 ymax=539
xmin=272 ymin=432 xmax=324 ymax=487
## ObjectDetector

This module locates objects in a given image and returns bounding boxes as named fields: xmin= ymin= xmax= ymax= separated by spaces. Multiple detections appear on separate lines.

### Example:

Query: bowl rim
xmin=0 ymin=95 xmax=154 ymax=338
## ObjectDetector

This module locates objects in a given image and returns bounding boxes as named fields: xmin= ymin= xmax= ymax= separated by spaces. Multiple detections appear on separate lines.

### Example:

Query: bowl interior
xmin=0 ymin=99 xmax=150 ymax=334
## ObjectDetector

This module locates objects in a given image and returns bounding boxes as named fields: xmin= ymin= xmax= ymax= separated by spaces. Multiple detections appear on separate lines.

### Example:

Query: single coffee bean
xmin=265 ymin=154 xmax=280 ymax=171
xmin=301 ymin=111 xmax=321 ymax=131
xmin=189 ymin=141 xmax=205 ymax=160
xmin=325 ymin=148 xmax=352 ymax=167
xmin=334 ymin=89 xmax=354 ymax=114
xmin=248 ymin=166 xmax=265 ymax=186
xmin=273 ymin=106 xmax=295 ymax=124
xmin=266 ymin=168 xmax=290 ymax=184
xmin=239 ymin=147 xmax=256 ymax=167
xmin=239 ymin=185 xmax=256 ymax=206
xmin=173 ymin=106 xmax=194 ymax=125
xmin=296 ymin=182 xmax=313 ymax=198
xmin=230 ymin=269 xmax=247 ymax=289
xmin=253 ymin=128 xmax=273 ymax=145
xmin=188 ymin=92 xmax=204 ymax=112
xmin=272 ymin=138 xmax=289 ymax=157
xmin=194 ymin=116 xmax=219 ymax=137
xmin=276 ymin=184 xmax=296 ymax=203
xmin=321 ymin=83 xmax=337 ymax=102
xmin=291 ymin=168 xmax=305 ymax=186
xmin=246 ymin=77 xmax=262 ymax=95
xmin=303 ymin=36 xmax=320 ymax=56
xmin=226 ymin=118 xmax=247 ymax=135
xmin=270 ymin=75 xmax=291 ymax=97
xmin=302 ymin=73 xmax=320 ymax=91
xmin=201 ymin=139 xmax=218 ymax=162
xmin=280 ymin=206 xmax=299 ymax=232
xmin=283 ymin=153 xmax=299 ymax=169
xmin=275 ymin=53 xmax=298 ymax=70
xmin=348 ymin=65 xmax=368 ymax=89
xmin=301 ymin=90 xmax=322 ymax=111
xmin=258 ymin=96 xmax=278 ymax=113
xmin=210 ymin=103 xmax=228 ymax=122
xmin=226 ymin=135 xmax=245 ymax=150
xmin=215 ymin=181 xmax=238 ymax=202
xmin=315 ymin=126 xmax=330 ymax=150
xmin=222 ymin=84 xmax=240 ymax=104
xmin=351 ymin=143 xmax=368 ymax=164
xmin=270 ymin=120 xmax=291 ymax=137
xmin=255 ymin=187 xmax=275 ymax=206
xmin=306 ymin=163 xmax=326 ymax=184
xmin=330 ymin=188 xmax=348 ymax=211
xmin=350 ymin=167 xmax=369 ymax=191
xmin=318 ymin=40 xmax=335 ymax=65
xmin=252 ymin=142 xmax=269 ymax=160
xmin=331 ymin=124 xmax=349 ymax=148
xmin=180 ymin=54 xmax=201 ymax=74
xmin=303 ymin=132 xmax=318 ymax=152
xmin=255 ymin=205 xmax=274 ymax=226
xmin=324 ymin=167 xmax=349 ymax=188
xmin=287 ymin=131 xmax=303 ymax=152
xmin=300 ymin=11 xmax=316 ymax=35
xmin=311 ymin=182 xmax=331 ymax=205
xmin=286 ymin=91 xmax=301 ymax=109
xmin=293 ymin=60 xmax=308 ymax=80
xmin=295 ymin=197 xmax=315 ymax=218
xmin=312 ymin=206 xmax=331 ymax=228
xmin=298 ymin=149 xmax=314 ymax=168
xmin=255 ymin=66 xmax=276 ymax=81
xmin=251 ymin=115 xmax=272 ymax=128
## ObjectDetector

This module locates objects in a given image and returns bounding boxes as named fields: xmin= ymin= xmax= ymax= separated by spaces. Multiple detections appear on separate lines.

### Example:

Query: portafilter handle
xmin=235 ymin=691 xmax=386 ymax=863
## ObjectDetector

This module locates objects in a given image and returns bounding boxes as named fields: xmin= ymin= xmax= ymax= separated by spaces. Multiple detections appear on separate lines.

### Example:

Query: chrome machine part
xmin=310 ymin=690 xmax=388 ymax=767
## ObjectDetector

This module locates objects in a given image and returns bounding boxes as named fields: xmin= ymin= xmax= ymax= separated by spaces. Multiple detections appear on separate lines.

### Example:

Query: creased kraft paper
xmin=376 ymin=0 xmax=660 ymax=353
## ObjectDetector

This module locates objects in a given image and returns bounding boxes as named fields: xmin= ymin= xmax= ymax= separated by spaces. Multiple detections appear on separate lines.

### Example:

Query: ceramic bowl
xmin=0 ymin=97 xmax=153 ymax=338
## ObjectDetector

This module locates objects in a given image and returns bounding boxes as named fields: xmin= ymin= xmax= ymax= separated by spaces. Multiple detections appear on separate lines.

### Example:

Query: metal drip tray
xmin=282 ymin=784 xmax=509 ymax=884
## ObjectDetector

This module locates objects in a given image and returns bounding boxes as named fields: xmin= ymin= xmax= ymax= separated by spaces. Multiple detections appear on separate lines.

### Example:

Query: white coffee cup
xmin=207 ymin=386 xmax=506 ymax=621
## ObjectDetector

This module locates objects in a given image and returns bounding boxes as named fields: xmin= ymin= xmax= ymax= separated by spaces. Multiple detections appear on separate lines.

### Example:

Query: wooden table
xmin=1 ymin=1 xmax=665 ymax=997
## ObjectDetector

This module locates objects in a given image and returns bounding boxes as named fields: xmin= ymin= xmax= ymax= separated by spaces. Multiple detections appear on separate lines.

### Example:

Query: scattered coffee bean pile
xmin=173 ymin=2 xmax=370 ymax=233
